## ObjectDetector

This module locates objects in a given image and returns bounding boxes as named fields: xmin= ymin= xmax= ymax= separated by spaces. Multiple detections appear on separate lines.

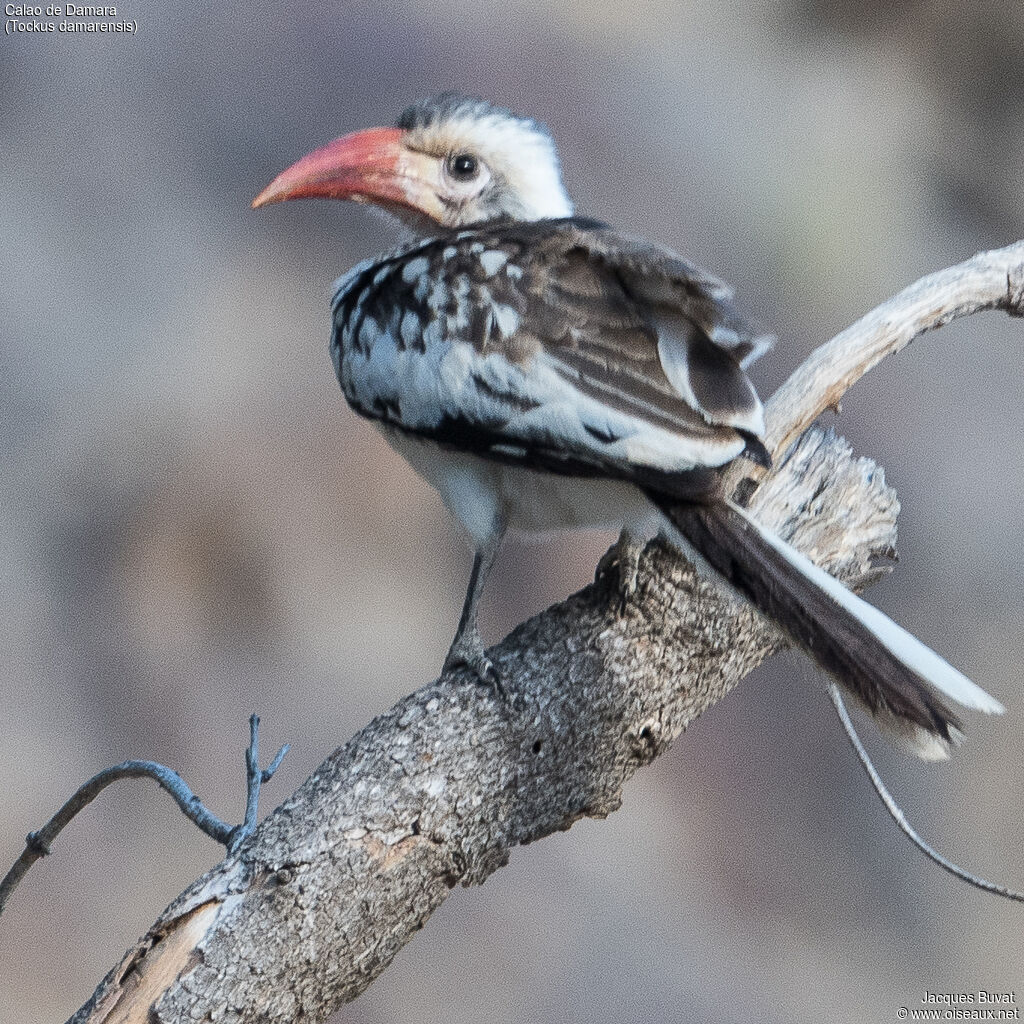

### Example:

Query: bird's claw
xmin=443 ymin=639 xmax=506 ymax=698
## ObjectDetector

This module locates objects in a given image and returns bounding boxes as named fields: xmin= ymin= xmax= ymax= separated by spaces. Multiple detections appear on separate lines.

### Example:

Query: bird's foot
xmin=595 ymin=531 xmax=643 ymax=615
xmin=442 ymin=632 xmax=505 ymax=698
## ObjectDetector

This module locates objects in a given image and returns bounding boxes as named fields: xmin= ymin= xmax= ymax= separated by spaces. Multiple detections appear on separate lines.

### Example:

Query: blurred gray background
xmin=2 ymin=1 xmax=1023 ymax=1021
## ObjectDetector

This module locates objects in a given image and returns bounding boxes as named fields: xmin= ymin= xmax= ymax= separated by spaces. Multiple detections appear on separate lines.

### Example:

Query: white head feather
xmin=396 ymin=94 xmax=573 ymax=227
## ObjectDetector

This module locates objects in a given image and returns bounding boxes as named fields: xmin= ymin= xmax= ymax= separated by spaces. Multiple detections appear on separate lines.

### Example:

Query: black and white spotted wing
xmin=331 ymin=217 xmax=772 ymax=495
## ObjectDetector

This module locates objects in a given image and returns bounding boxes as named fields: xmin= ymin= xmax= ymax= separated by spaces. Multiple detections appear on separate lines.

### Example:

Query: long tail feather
xmin=651 ymin=494 xmax=1004 ymax=759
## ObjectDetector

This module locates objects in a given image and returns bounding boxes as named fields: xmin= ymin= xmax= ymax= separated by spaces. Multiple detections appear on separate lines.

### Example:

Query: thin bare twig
xmin=0 ymin=714 xmax=287 ymax=917
xmin=232 ymin=715 xmax=290 ymax=855
xmin=827 ymin=684 xmax=1024 ymax=903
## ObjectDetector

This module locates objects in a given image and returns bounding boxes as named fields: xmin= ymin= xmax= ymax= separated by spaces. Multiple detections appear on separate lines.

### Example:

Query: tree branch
xmin=61 ymin=241 xmax=1024 ymax=1024
xmin=725 ymin=239 xmax=1024 ymax=492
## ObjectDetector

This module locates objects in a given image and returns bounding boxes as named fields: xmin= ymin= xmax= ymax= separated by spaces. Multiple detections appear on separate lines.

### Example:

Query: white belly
xmin=379 ymin=426 xmax=655 ymax=547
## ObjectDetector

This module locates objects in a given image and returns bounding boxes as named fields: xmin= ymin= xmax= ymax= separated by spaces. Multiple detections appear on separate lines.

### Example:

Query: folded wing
xmin=331 ymin=217 xmax=773 ymax=490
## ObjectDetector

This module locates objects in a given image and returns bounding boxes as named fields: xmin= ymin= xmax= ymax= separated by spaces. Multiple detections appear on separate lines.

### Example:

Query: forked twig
xmin=0 ymin=714 xmax=287 ymax=917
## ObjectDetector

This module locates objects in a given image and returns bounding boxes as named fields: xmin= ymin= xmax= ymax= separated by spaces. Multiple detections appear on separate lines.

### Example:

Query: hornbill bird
xmin=254 ymin=93 xmax=1003 ymax=759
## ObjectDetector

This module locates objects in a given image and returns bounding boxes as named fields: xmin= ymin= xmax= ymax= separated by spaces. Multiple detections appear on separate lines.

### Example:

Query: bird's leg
xmin=443 ymin=523 xmax=506 ymax=688
xmin=595 ymin=529 xmax=644 ymax=614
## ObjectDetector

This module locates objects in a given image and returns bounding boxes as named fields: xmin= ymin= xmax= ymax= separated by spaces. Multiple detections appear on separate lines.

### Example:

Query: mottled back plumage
xmin=332 ymin=216 xmax=771 ymax=495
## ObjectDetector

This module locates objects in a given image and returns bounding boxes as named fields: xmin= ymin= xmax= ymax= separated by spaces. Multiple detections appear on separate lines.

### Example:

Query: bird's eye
xmin=447 ymin=153 xmax=479 ymax=180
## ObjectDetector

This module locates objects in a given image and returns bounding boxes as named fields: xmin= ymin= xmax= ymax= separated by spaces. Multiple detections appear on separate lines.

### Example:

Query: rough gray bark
xmin=67 ymin=242 xmax=1024 ymax=1024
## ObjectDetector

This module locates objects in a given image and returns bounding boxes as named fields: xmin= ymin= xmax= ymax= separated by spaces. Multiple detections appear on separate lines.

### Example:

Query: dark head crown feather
xmin=396 ymin=92 xmax=554 ymax=144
